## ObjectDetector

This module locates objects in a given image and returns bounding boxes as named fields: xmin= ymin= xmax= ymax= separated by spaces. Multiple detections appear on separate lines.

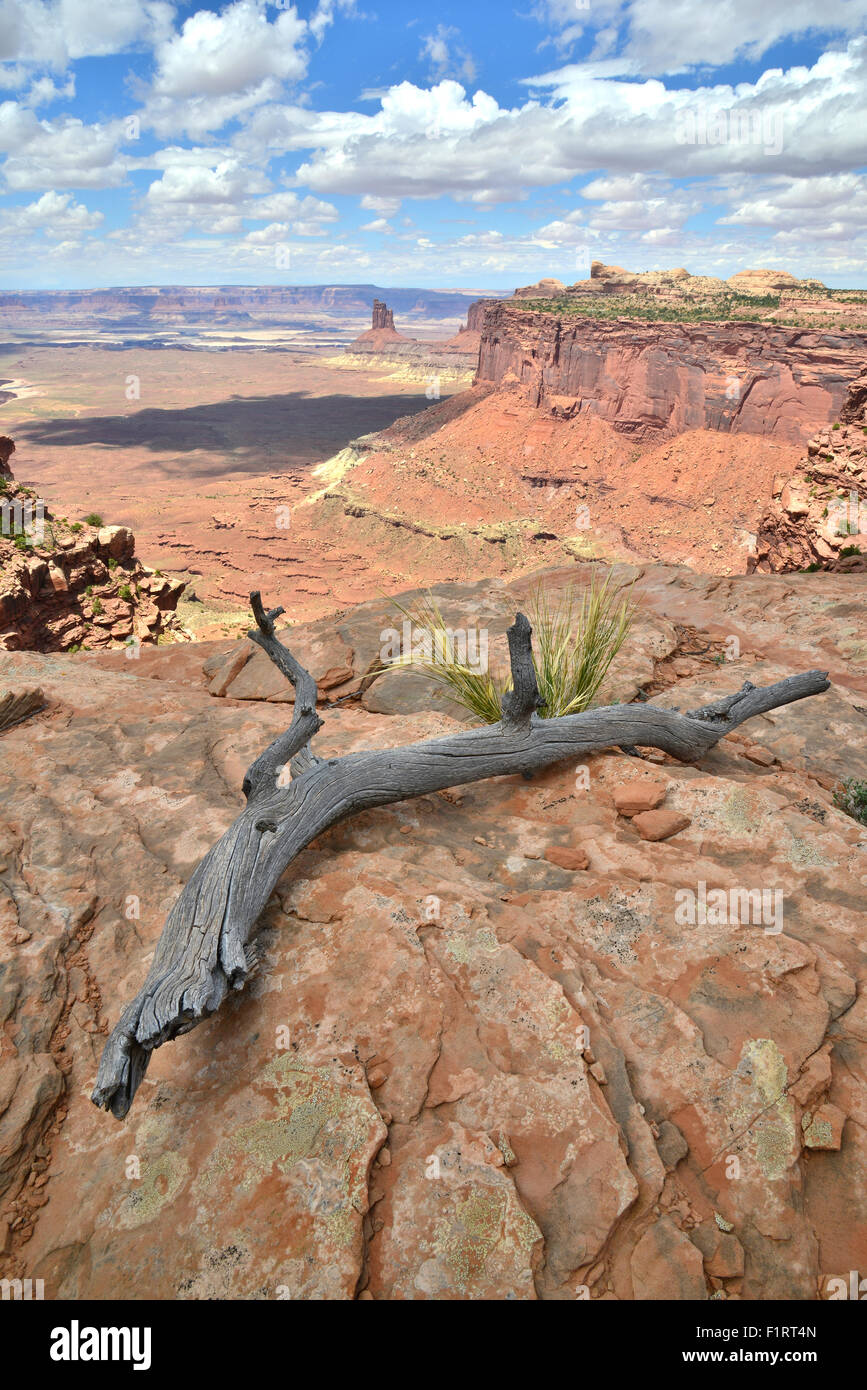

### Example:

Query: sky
xmin=0 ymin=0 xmax=866 ymax=290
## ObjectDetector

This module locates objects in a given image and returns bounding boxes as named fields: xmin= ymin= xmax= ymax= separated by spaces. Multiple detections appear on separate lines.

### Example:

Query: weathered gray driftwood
xmin=92 ymin=594 xmax=831 ymax=1118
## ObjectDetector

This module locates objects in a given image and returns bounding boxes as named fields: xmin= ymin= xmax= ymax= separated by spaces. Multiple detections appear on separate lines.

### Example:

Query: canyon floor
xmin=0 ymin=338 xmax=807 ymax=639
xmin=1 ymin=343 xmax=471 ymax=635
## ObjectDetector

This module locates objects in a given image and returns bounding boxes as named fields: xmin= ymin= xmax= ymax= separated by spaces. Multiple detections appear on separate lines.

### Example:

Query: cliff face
xmin=0 ymin=436 xmax=14 ymax=478
xmin=750 ymin=366 xmax=867 ymax=573
xmin=0 ymin=457 xmax=186 ymax=651
xmin=473 ymin=302 xmax=867 ymax=443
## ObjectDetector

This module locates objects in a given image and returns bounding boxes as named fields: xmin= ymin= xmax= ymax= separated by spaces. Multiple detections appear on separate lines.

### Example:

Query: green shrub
xmin=108 ymin=557 xmax=118 ymax=570
xmin=118 ymin=584 xmax=132 ymax=601
xmin=70 ymin=522 xmax=83 ymax=533
xmin=91 ymin=597 xmax=103 ymax=616
xmin=83 ymin=513 xmax=103 ymax=527
xmin=839 ymin=545 xmax=862 ymax=557
xmin=380 ymin=575 xmax=634 ymax=724
xmin=833 ymin=778 xmax=867 ymax=826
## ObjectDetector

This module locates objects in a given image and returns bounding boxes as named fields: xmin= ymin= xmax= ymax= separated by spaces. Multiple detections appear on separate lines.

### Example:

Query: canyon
xmin=1 ymin=273 xmax=866 ymax=1302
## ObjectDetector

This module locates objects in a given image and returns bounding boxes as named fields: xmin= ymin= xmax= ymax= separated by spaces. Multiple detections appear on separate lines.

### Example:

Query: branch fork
xmin=92 ymin=596 xmax=830 ymax=1118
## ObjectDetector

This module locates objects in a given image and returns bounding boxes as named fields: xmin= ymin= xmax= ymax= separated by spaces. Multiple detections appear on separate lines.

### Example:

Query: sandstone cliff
xmin=0 ymin=436 xmax=14 ymax=478
xmin=0 ymin=453 xmax=186 ymax=651
xmin=474 ymin=301 xmax=867 ymax=443
xmin=750 ymin=367 xmax=867 ymax=573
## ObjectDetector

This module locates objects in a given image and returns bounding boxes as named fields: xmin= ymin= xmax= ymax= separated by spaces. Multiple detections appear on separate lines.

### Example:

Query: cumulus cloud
xmin=0 ymin=0 xmax=175 ymax=69
xmin=0 ymin=187 xmax=102 ymax=235
xmin=308 ymin=0 xmax=357 ymax=46
xmin=0 ymin=106 xmax=128 ymax=188
xmin=144 ymin=157 xmax=268 ymax=205
xmin=1 ymin=0 xmax=865 ymax=284
xmin=138 ymin=0 xmax=314 ymax=137
xmin=151 ymin=1 xmax=306 ymax=100
xmin=280 ymin=40 xmax=867 ymax=207
xmin=533 ymin=0 xmax=867 ymax=74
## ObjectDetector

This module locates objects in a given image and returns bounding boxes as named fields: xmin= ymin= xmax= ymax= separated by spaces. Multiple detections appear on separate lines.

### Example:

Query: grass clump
xmin=83 ymin=513 xmax=103 ymax=527
xmin=382 ymin=574 xmax=634 ymax=724
xmin=833 ymin=778 xmax=867 ymax=826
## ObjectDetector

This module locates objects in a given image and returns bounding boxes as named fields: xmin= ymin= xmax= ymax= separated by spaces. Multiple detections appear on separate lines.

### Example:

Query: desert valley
xmin=2 ymin=262 xmax=867 ymax=1313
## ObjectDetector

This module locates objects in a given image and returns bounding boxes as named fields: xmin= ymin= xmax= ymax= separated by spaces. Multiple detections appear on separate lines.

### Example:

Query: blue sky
xmin=1 ymin=0 xmax=866 ymax=289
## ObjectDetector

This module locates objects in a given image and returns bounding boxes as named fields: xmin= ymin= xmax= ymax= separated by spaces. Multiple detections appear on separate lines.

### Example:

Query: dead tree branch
xmin=92 ymin=595 xmax=831 ymax=1119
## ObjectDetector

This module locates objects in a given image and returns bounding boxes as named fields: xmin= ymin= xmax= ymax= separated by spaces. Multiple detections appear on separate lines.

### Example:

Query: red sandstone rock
xmin=692 ymin=1223 xmax=745 ymax=1279
xmin=630 ymin=1217 xmax=707 ymax=1300
xmin=631 ymin=808 xmax=691 ymax=841
xmin=0 ymin=465 xmax=185 ymax=652
xmin=474 ymin=302 xmax=866 ymax=444
xmin=751 ymin=366 xmax=867 ymax=574
xmin=544 ymin=846 xmax=590 ymax=870
xmin=744 ymin=745 xmax=776 ymax=766
xmin=1 ymin=571 xmax=866 ymax=1301
xmin=802 ymin=1103 xmax=846 ymax=1151
xmin=351 ymin=299 xmax=416 ymax=352
xmin=612 ymin=781 xmax=668 ymax=815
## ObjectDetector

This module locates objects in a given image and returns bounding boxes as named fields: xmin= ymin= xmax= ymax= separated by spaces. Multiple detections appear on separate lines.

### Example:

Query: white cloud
xmin=0 ymin=106 xmax=128 ymax=188
xmin=420 ymin=25 xmax=477 ymax=83
xmin=267 ymin=42 xmax=867 ymax=212
xmin=144 ymin=157 xmax=267 ymax=205
xmin=717 ymin=172 xmax=867 ymax=241
xmin=0 ymin=0 xmax=175 ymax=69
xmin=151 ymin=2 xmax=306 ymax=100
xmin=0 ymin=188 xmax=102 ymax=237
xmin=23 ymin=72 xmax=75 ymax=106
xmin=308 ymin=0 xmax=357 ymax=46
xmin=140 ymin=2 xmax=312 ymax=138
xmin=360 ymin=193 xmax=401 ymax=216
xmin=533 ymin=0 xmax=867 ymax=74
